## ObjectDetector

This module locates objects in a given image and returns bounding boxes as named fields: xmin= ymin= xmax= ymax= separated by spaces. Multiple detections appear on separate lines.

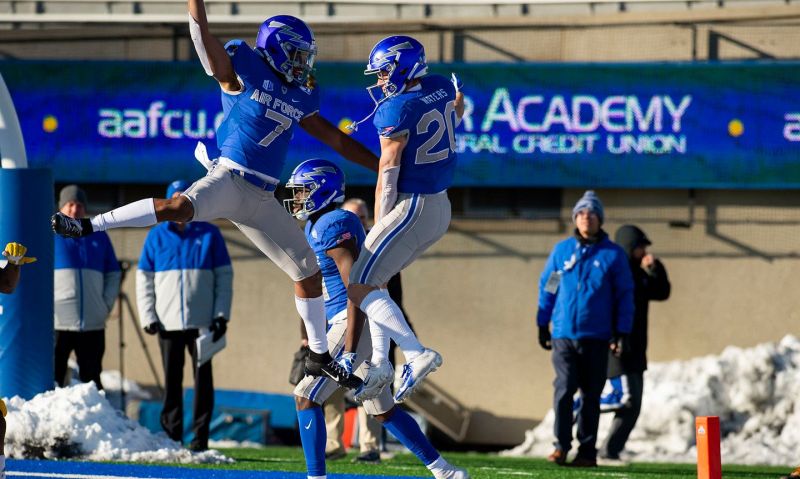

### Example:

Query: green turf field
xmin=176 ymin=446 xmax=792 ymax=478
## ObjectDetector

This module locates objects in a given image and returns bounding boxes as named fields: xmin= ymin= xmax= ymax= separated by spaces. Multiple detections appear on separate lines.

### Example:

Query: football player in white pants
xmin=287 ymin=159 xmax=469 ymax=479
xmin=346 ymin=35 xmax=465 ymax=404
xmin=50 ymin=1 xmax=378 ymax=389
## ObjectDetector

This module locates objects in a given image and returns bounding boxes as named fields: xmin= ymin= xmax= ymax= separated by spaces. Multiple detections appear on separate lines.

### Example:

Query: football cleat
xmin=394 ymin=348 xmax=443 ymax=403
xmin=432 ymin=466 xmax=470 ymax=479
xmin=305 ymin=354 xmax=362 ymax=389
xmin=51 ymin=212 xmax=93 ymax=238
xmin=353 ymin=360 xmax=393 ymax=402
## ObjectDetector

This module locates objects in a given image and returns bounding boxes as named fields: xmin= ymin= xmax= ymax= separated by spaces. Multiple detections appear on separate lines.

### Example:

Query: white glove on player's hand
xmin=451 ymin=72 xmax=464 ymax=93
xmin=336 ymin=352 xmax=356 ymax=375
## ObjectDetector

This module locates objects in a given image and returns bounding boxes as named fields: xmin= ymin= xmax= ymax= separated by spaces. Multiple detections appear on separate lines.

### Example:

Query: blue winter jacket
xmin=537 ymin=232 xmax=634 ymax=340
xmin=136 ymin=222 xmax=233 ymax=331
xmin=54 ymin=232 xmax=121 ymax=331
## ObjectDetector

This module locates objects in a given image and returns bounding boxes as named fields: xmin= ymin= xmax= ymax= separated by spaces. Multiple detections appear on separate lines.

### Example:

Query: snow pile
xmin=4 ymin=383 xmax=232 ymax=464
xmin=506 ymin=335 xmax=800 ymax=465
xmin=99 ymin=370 xmax=153 ymax=410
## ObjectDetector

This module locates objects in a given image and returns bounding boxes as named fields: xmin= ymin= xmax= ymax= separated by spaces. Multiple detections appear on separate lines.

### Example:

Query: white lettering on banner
xmin=607 ymin=134 xmax=687 ymax=154
xmin=98 ymin=101 xmax=224 ymax=140
xmin=478 ymin=89 xmax=692 ymax=136
xmin=469 ymin=88 xmax=693 ymax=155
xmin=784 ymin=113 xmax=800 ymax=142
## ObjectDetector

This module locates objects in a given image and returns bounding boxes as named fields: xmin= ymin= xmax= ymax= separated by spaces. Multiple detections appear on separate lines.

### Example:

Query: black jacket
xmin=608 ymin=226 xmax=671 ymax=376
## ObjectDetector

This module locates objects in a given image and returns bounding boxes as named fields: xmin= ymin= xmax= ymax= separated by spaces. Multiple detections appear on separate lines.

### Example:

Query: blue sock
xmin=383 ymin=408 xmax=440 ymax=466
xmin=297 ymin=406 xmax=326 ymax=477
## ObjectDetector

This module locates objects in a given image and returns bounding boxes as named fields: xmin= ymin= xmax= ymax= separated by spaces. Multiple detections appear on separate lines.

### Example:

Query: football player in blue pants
xmin=51 ymin=2 xmax=380 ymax=388
xmin=287 ymin=159 xmax=469 ymax=479
xmin=345 ymin=36 xmax=465 ymax=403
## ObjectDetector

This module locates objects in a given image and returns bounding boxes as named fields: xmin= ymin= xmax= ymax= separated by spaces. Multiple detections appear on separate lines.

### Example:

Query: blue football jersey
xmin=304 ymin=209 xmax=366 ymax=323
xmin=216 ymin=40 xmax=320 ymax=179
xmin=373 ymin=74 xmax=458 ymax=194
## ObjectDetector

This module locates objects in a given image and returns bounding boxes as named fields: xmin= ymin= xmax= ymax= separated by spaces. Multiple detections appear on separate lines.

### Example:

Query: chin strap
xmin=348 ymin=82 xmax=408 ymax=132
xmin=346 ymin=101 xmax=383 ymax=132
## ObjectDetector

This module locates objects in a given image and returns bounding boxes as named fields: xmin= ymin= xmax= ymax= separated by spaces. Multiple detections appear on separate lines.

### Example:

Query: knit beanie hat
xmin=615 ymin=224 xmax=651 ymax=258
xmin=58 ymin=184 xmax=87 ymax=209
xmin=572 ymin=190 xmax=604 ymax=225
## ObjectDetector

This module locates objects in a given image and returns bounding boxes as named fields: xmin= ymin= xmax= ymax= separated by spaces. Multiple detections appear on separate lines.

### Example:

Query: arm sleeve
xmin=135 ymin=236 xmax=159 ymax=327
xmin=645 ymin=259 xmax=671 ymax=301
xmin=612 ymin=250 xmax=635 ymax=334
xmin=102 ymin=235 xmax=121 ymax=312
xmin=211 ymin=227 xmax=233 ymax=320
xmin=536 ymin=247 xmax=559 ymax=327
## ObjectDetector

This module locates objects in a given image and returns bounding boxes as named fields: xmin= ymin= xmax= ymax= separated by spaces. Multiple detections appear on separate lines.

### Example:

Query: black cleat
xmin=305 ymin=351 xmax=363 ymax=389
xmin=51 ymin=212 xmax=93 ymax=238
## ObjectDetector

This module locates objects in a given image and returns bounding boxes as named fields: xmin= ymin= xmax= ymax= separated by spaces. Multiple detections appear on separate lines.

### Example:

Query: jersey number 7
xmin=259 ymin=109 xmax=293 ymax=148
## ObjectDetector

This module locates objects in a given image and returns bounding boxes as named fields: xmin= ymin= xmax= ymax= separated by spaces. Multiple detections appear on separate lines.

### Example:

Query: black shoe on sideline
xmin=187 ymin=441 xmax=208 ymax=452
xmin=352 ymin=450 xmax=381 ymax=464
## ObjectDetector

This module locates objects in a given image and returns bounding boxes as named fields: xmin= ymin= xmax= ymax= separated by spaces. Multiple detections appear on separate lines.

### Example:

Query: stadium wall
xmin=102 ymin=187 xmax=800 ymax=446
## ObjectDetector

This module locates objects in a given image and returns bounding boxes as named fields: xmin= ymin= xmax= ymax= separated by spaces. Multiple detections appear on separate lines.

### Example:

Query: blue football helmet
xmin=255 ymin=15 xmax=317 ymax=86
xmin=284 ymin=159 xmax=345 ymax=220
xmin=364 ymin=35 xmax=428 ymax=105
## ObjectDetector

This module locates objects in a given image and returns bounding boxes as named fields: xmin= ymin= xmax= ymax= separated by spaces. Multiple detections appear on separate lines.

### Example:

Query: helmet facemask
xmin=281 ymin=40 xmax=317 ymax=86
xmin=284 ymin=183 xmax=316 ymax=221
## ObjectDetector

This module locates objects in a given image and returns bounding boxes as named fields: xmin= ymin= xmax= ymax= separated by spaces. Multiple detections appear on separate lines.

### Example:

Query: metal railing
xmin=0 ymin=0 xmax=792 ymax=25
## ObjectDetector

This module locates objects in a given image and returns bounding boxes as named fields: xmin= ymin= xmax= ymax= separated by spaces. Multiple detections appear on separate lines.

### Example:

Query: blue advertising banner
xmin=2 ymin=60 xmax=800 ymax=187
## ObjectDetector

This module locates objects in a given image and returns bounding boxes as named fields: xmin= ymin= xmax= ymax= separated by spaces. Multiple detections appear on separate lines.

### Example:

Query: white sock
xmin=91 ymin=198 xmax=157 ymax=232
xmin=295 ymin=296 xmax=327 ymax=354
xmin=366 ymin=317 xmax=390 ymax=364
xmin=308 ymin=475 xmax=326 ymax=479
xmin=426 ymin=455 xmax=448 ymax=470
xmin=362 ymin=289 xmax=423 ymax=362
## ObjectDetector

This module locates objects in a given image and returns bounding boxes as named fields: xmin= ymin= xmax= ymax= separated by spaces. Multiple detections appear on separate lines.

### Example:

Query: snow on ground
xmin=3 ymin=382 xmax=232 ymax=464
xmin=505 ymin=335 xmax=800 ymax=465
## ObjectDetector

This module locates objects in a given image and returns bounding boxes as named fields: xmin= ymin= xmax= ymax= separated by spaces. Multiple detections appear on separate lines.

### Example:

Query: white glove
xmin=451 ymin=72 xmax=464 ymax=93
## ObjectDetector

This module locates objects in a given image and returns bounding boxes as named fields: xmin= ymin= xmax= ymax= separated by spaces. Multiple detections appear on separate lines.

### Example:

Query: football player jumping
xmin=286 ymin=159 xmax=470 ymax=479
xmin=344 ymin=36 xmax=465 ymax=403
xmin=51 ymin=3 xmax=379 ymax=389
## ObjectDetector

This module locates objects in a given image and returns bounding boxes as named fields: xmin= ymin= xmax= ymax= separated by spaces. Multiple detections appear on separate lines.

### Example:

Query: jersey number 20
xmin=414 ymin=100 xmax=457 ymax=165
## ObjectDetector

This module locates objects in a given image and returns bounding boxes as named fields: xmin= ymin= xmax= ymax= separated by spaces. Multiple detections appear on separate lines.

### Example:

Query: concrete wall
xmin=2 ymin=5 xmax=800 ymax=62
xmin=100 ymin=188 xmax=800 ymax=445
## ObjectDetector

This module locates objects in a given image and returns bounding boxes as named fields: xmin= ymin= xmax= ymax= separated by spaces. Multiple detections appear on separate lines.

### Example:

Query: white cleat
xmin=432 ymin=466 xmax=470 ymax=479
xmin=353 ymin=360 xmax=393 ymax=402
xmin=394 ymin=348 xmax=443 ymax=403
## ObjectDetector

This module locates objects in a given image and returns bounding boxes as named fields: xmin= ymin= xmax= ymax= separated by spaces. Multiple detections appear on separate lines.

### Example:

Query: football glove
xmin=538 ymin=325 xmax=552 ymax=351
xmin=335 ymin=352 xmax=356 ymax=375
xmin=451 ymin=72 xmax=464 ymax=94
xmin=3 ymin=242 xmax=36 ymax=265
xmin=210 ymin=316 xmax=228 ymax=342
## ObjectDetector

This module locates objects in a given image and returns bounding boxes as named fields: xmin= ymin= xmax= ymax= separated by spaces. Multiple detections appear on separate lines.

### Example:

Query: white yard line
xmin=8 ymin=472 xmax=177 ymax=479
